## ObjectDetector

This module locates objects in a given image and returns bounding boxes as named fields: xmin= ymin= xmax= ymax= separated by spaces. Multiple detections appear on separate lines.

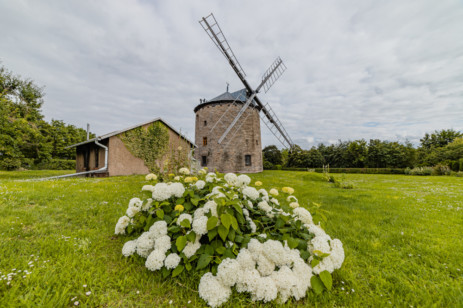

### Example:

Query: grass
xmin=0 ymin=170 xmax=462 ymax=307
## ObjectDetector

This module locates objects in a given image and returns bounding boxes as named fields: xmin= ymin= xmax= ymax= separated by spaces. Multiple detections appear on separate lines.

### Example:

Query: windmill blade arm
xmin=256 ymin=57 xmax=287 ymax=93
xmin=218 ymin=93 xmax=257 ymax=144
xmin=199 ymin=14 xmax=251 ymax=92
xmin=260 ymin=103 xmax=293 ymax=148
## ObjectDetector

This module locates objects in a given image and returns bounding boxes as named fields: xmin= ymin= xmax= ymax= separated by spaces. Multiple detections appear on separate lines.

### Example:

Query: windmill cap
xmin=194 ymin=88 xmax=259 ymax=112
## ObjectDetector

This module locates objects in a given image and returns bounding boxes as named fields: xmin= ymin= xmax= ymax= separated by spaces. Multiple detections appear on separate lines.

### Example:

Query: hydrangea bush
xmin=115 ymin=169 xmax=345 ymax=307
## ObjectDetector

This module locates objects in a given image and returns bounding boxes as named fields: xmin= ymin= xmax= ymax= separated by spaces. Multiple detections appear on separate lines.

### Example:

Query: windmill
xmin=194 ymin=13 xmax=293 ymax=173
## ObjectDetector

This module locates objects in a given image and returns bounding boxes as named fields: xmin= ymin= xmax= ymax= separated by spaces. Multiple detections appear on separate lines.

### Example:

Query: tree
xmin=262 ymin=145 xmax=282 ymax=166
xmin=420 ymin=129 xmax=462 ymax=149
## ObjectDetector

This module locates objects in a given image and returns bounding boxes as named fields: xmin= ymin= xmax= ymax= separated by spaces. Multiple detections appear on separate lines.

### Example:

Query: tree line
xmin=263 ymin=129 xmax=463 ymax=170
xmin=0 ymin=65 xmax=93 ymax=170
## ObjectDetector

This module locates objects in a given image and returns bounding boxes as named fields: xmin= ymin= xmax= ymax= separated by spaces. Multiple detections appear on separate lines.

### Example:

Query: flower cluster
xmin=115 ymin=169 xmax=345 ymax=307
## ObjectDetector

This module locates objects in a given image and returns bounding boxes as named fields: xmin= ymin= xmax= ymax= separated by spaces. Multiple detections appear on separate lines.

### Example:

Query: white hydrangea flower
xmin=247 ymin=200 xmax=254 ymax=208
xmin=203 ymin=200 xmax=218 ymax=217
xmin=177 ymin=213 xmax=193 ymax=226
xmin=194 ymin=180 xmax=206 ymax=190
xmin=309 ymin=236 xmax=331 ymax=255
xmin=145 ymin=249 xmax=166 ymax=271
xmin=270 ymin=198 xmax=279 ymax=205
xmin=305 ymin=223 xmax=328 ymax=239
xmin=286 ymin=195 xmax=298 ymax=203
xmin=142 ymin=185 xmax=155 ymax=192
xmin=291 ymin=259 xmax=312 ymax=300
xmin=179 ymin=167 xmax=190 ymax=175
xmin=145 ymin=173 xmax=157 ymax=181
xmin=174 ymin=176 xmax=181 ymax=181
xmin=194 ymin=207 xmax=207 ymax=218
xmin=198 ymin=168 xmax=207 ymax=175
xmin=257 ymin=201 xmax=272 ymax=214
xmin=198 ymin=273 xmax=232 ymax=308
xmin=247 ymin=218 xmax=257 ymax=233
xmin=247 ymin=238 xmax=263 ymax=256
xmin=152 ymin=183 xmax=171 ymax=201
xmin=115 ymin=216 xmax=130 ymax=235
xmin=141 ymin=198 xmax=153 ymax=211
xmin=269 ymin=188 xmax=279 ymax=196
xmin=236 ymin=248 xmax=256 ymax=271
xmin=258 ymin=233 xmax=267 ymax=239
xmin=289 ymin=202 xmax=299 ymax=209
xmin=292 ymin=207 xmax=313 ymax=224
xmin=206 ymin=173 xmax=217 ymax=183
xmin=136 ymin=232 xmax=155 ymax=258
xmin=154 ymin=235 xmax=171 ymax=253
xmin=252 ymin=276 xmax=278 ymax=303
xmin=169 ymin=182 xmax=185 ymax=198
xmin=236 ymin=174 xmax=251 ymax=187
xmin=149 ymin=221 xmax=168 ymax=239
xmin=270 ymin=266 xmax=297 ymax=303
xmin=262 ymin=240 xmax=291 ymax=267
xmin=256 ymin=254 xmax=275 ymax=276
xmin=216 ymin=258 xmax=241 ymax=287
xmin=193 ymin=216 xmax=208 ymax=236
xmin=128 ymin=198 xmax=143 ymax=208
xmin=164 ymin=253 xmax=181 ymax=269
xmin=235 ymin=268 xmax=260 ymax=293
xmin=242 ymin=187 xmax=259 ymax=200
xmin=258 ymin=189 xmax=269 ymax=201
xmin=122 ymin=240 xmax=137 ymax=257
xmin=224 ymin=173 xmax=238 ymax=185
xmin=311 ymin=255 xmax=335 ymax=274
xmin=126 ymin=205 xmax=140 ymax=218
xmin=183 ymin=235 xmax=202 ymax=258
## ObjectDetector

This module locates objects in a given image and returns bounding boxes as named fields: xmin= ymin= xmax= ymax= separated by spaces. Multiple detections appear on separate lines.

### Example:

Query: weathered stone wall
xmin=195 ymin=101 xmax=263 ymax=173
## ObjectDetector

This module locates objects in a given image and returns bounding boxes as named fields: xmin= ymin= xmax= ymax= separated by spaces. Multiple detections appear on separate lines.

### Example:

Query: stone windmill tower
xmin=195 ymin=13 xmax=293 ymax=173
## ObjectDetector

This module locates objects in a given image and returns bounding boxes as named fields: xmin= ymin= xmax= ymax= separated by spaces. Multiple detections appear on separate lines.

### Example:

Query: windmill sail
xmin=200 ymin=13 xmax=294 ymax=149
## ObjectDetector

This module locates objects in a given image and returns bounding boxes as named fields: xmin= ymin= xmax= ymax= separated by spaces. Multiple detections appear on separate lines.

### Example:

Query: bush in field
xmin=409 ymin=167 xmax=433 ymax=176
xmin=114 ymin=169 xmax=345 ymax=307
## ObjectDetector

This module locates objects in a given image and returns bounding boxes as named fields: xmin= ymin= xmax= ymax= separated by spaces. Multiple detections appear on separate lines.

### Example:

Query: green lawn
xmin=0 ymin=170 xmax=462 ymax=307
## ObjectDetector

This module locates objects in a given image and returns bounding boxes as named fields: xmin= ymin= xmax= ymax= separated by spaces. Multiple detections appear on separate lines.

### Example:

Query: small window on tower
xmin=245 ymin=155 xmax=252 ymax=166
xmin=203 ymin=137 xmax=207 ymax=146
xmin=204 ymin=120 xmax=207 ymax=126
xmin=201 ymin=156 xmax=207 ymax=166
xmin=256 ymin=140 xmax=259 ymax=145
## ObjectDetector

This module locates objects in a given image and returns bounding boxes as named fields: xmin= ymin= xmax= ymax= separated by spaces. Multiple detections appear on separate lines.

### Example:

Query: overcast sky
xmin=1 ymin=0 xmax=462 ymax=148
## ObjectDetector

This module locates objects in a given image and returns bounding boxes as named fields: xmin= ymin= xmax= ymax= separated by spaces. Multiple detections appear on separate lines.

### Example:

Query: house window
xmin=204 ymin=120 xmax=207 ymax=126
xmin=245 ymin=155 xmax=252 ymax=166
xmin=201 ymin=156 xmax=207 ymax=166
xmin=203 ymin=137 xmax=207 ymax=146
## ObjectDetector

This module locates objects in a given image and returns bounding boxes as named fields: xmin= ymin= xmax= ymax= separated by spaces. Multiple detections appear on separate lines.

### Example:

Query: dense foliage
xmin=264 ymin=129 xmax=463 ymax=172
xmin=0 ymin=65 xmax=91 ymax=170
xmin=115 ymin=169 xmax=344 ymax=306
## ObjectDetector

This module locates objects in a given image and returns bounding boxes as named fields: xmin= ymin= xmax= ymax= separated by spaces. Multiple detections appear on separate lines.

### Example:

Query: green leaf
xmin=311 ymin=276 xmax=325 ymax=294
xmin=221 ymin=213 xmax=232 ymax=230
xmin=223 ymin=248 xmax=234 ymax=259
xmin=287 ymin=237 xmax=299 ymax=249
xmin=232 ymin=203 xmax=243 ymax=215
xmin=216 ymin=246 xmax=226 ymax=254
xmin=191 ymin=197 xmax=200 ymax=206
xmin=228 ymin=228 xmax=235 ymax=241
xmin=162 ymin=267 xmax=170 ymax=279
xmin=311 ymin=258 xmax=320 ymax=268
xmin=204 ymin=245 xmax=214 ymax=256
xmin=207 ymin=216 xmax=218 ymax=231
xmin=300 ymin=250 xmax=310 ymax=261
xmin=126 ymin=224 xmax=134 ymax=235
xmin=185 ymin=262 xmax=192 ymax=271
xmin=218 ymin=225 xmax=229 ymax=242
xmin=177 ymin=198 xmax=185 ymax=204
xmin=208 ymin=228 xmax=218 ymax=241
xmin=168 ymin=225 xmax=180 ymax=233
xmin=196 ymin=254 xmax=211 ymax=270
xmin=230 ymin=216 xmax=238 ymax=231
xmin=176 ymin=236 xmax=187 ymax=252
xmin=275 ymin=217 xmax=285 ymax=229
xmin=319 ymin=271 xmax=332 ymax=290
xmin=164 ymin=215 xmax=172 ymax=224
xmin=186 ymin=231 xmax=196 ymax=243
xmin=235 ymin=235 xmax=244 ymax=243
xmin=180 ymin=219 xmax=191 ymax=229
xmin=156 ymin=209 xmax=164 ymax=219
xmin=172 ymin=265 xmax=184 ymax=277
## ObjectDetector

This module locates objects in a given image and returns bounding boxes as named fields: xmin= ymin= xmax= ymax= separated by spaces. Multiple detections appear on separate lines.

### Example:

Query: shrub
xmin=409 ymin=167 xmax=433 ymax=176
xmin=263 ymin=160 xmax=274 ymax=170
xmin=404 ymin=167 xmax=411 ymax=175
xmin=432 ymin=164 xmax=451 ymax=176
xmin=34 ymin=159 xmax=76 ymax=170
xmin=460 ymin=158 xmax=463 ymax=172
xmin=115 ymin=169 xmax=345 ymax=306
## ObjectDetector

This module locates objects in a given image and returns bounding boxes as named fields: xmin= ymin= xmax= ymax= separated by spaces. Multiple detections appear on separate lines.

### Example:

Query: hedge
xmin=33 ymin=159 xmax=76 ymax=170
xmin=276 ymin=167 xmax=406 ymax=174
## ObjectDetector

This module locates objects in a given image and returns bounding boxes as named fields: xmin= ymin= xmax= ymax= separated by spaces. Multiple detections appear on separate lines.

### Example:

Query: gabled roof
xmin=66 ymin=117 xmax=196 ymax=148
